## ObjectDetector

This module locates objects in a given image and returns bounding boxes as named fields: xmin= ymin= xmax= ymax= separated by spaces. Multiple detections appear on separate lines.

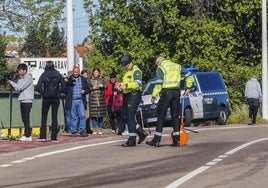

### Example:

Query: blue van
xmin=138 ymin=71 xmax=231 ymax=127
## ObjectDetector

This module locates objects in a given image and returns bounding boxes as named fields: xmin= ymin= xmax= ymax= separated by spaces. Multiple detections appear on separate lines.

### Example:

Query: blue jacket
xmin=65 ymin=75 xmax=90 ymax=110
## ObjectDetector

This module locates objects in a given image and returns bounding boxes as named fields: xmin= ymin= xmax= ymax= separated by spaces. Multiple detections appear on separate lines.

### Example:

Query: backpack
xmin=43 ymin=75 xmax=60 ymax=98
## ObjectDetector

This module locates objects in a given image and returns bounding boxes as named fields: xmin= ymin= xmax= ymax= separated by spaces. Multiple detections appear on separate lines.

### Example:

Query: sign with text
xmin=20 ymin=57 xmax=83 ymax=85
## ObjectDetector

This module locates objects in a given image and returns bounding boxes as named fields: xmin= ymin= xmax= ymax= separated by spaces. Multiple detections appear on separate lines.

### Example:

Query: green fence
xmin=0 ymin=91 xmax=66 ymax=129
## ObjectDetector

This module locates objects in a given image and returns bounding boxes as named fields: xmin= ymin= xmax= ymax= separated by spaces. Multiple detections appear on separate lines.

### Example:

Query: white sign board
xmin=20 ymin=57 xmax=83 ymax=85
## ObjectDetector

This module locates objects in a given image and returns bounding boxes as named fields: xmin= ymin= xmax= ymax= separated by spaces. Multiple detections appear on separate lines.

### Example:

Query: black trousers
xmin=155 ymin=89 xmax=180 ymax=141
xmin=40 ymin=98 xmax=60 ymax=140
xmin=247 ymin=98 xmax=259 ymax=124
xmin=107 ymin=100 xmax=116 ymax=131
xmin=121 ymin=92 xmax=141 ymax=141
xmin=20 ymin=103 xmax=32 ymax=137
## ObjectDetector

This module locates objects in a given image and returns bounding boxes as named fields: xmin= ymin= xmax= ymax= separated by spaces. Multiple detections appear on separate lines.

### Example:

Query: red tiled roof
xmin=5 ymin=45 xmax=89 ymax=57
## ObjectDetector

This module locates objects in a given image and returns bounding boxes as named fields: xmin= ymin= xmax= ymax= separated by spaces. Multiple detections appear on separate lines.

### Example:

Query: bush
xmin=228 ymin=104 xmax=266 ymax=124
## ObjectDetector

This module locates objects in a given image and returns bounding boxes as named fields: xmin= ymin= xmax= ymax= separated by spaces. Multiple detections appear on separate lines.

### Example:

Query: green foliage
xmin=0 ymin=0 xmax=65 ymax=33
xmin=23 ymin=24 xmax=49 ymax=57
xmin=228 ymin=104 xmax=266 ymax=124
xmin=22 ymin=23 xmax=66 ymax=57
xmin=0 ymin=36 xmax=8 ymax=77
xmin=84 ymin=0 xmax=262 ymax=109
xmin=49 ymin=25 xmax=66 ymax=57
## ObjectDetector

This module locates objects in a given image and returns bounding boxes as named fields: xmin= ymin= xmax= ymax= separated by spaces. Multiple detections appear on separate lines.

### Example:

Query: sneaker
xmin=248 ymin=118 xmax=253 ymax=125
xmin=122 ymin=131 xmax=129 ymax=136
xmin=98 ymin=132 xmax=103 ymax=135
xmin=93 ymin=132 xmax=97 ymax=135
xmin=51 ymin=139 xmax=59 ymax=143
xmin=111 ymin=130 xmax=116 ymax=134
xmin=36 ymin=138 xmax=46 ymax=142
xmin=19 ymin=135 xmax=32 ymax=141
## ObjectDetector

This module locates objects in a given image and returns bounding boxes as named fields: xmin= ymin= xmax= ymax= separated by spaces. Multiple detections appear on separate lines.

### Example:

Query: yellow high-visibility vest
xmin=122 ymin=65 xmax=142 ymax=94
xmin=159 ymin=60 xmax=181 ymax=88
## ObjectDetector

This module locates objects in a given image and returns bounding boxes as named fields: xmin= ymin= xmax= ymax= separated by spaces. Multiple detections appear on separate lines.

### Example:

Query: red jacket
xmin=112 ymin=93 xmax=123 ymax=112
xmin=105 ymin=80 xmax=114 ymax=106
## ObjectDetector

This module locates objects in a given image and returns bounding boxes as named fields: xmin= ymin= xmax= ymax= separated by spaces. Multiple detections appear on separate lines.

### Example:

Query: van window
xmin=196 ymin=72 xmax=225 ymax=91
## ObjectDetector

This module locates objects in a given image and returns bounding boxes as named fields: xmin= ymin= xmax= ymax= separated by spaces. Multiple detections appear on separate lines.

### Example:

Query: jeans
xmin=40 ymin=98 xmax=60 ymax=140
xmin=91 ymin=117 xmax=104 ymax=128
xmin=20 ymin=103 xmax=32 ymax=137
xmin=69 ymin=99 xmax=86 ymax=133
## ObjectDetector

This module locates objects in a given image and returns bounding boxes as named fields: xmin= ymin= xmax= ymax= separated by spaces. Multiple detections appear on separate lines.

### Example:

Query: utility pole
xmin=262 ymin=0 xmax=268 ymax=120
xmin=66 ymin=0 xmax=74 ymax=72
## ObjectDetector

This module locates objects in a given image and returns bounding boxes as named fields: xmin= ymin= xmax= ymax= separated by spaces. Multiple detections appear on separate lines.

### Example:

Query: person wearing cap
xmin=119 ymin=54 xmax=148 ymax=147
xmin=146 ymin=55 xmax=182 ymax=147
xmin=245 ymin=75 xmax=262 ymax=125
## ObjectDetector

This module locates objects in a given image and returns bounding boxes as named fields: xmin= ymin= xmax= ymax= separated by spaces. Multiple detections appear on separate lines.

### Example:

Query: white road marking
xmin=165 ymin=137 xmax=268 ymax=188
xmin=0 ymin=139 xmax=125 ymax=168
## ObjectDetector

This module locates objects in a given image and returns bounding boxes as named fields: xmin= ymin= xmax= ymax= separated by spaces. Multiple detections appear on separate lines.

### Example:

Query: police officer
xmin=119 ymin=54 xmax=148 ymax=147
xmin=146 ymin=55 xmax=182 ymax=147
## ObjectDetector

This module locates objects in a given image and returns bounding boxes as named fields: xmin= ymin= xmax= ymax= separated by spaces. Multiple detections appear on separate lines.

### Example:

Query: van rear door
xmin=195 ymin=72 xmax=225 ymax=118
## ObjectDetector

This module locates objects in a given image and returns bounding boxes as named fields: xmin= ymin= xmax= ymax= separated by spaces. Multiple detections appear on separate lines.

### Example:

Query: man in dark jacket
xmin=36 ymin=60 xmax=66 ymax=142
xmin=65 ymin=66 xmax=90 ymax=136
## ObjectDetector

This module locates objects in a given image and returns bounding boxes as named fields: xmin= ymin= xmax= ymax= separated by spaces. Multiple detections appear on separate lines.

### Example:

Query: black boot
xmin=122 ymin=137 xmax=136 ymax=147
xmin=146 ymin=139 xmax=160 ymax=147
xmin=171 ymin=135 xmax=179 ymax=146
xmin=138 ymin=131 xmax=148 ymax=144
xmin=146 ymin=136 xmax=161 ymax=147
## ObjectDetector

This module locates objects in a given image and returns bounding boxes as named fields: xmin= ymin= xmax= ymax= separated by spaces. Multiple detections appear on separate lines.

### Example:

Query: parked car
xmin=137 ymin=71 xmax=231 ymax=127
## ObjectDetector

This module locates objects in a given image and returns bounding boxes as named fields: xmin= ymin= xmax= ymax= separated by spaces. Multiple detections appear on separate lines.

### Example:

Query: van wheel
xmin=184 ymin=108 xmax=192 ymax=127
xmin=217 ymin=107 xmax=227 ymax=125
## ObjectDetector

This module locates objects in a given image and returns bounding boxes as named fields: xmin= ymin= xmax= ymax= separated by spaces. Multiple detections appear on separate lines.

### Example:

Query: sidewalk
xmin=0 ymin=131 xmax=118 ymax=154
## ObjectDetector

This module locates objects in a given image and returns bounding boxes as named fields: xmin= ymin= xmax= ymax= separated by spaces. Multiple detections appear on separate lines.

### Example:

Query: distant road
xmin=0 ymin=124 xmax=268 ymax=188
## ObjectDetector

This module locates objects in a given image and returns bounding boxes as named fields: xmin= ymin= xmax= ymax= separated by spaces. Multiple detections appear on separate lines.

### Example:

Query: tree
xmin=84 ymin=0 xmax=262 ymax=107
xmin=0 ymin=35 xmax=8 ymax=72
xmin=0 ymin=0 xmax=65 ymax=34
xmin=22 ymin=24 xmax=49 ymax=57
xmin=49 ymin=24 xmax=66 ymax=57
xmin=22 ymin=23 xmax=66 ymax=57
xmin=0 ymin=35 xmax=8 ymax=86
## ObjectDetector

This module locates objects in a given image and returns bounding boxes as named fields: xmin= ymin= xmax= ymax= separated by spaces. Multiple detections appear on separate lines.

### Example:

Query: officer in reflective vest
xmin=119 ymin=54 xmax=148 ymax=147
xmin=146 ymin=55 xmax=182 ymax=147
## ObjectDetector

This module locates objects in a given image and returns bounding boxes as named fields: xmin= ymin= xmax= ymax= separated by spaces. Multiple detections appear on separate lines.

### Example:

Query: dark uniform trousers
xmin=154 ymin=89 xmax=181 ymax=142
xmin=121 ymin=92 xmax=144 ymax=144
xmin=247 ymin=98 xmax=259 ymax=124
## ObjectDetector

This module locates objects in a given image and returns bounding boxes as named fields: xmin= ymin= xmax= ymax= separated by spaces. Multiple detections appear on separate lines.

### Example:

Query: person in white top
xmin=245 ymin=75 xmax=262 ymax=125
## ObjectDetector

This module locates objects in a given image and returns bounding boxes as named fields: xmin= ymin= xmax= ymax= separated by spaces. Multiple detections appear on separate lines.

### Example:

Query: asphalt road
xmin=1 ymin=124 xmax=268 ymax=188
